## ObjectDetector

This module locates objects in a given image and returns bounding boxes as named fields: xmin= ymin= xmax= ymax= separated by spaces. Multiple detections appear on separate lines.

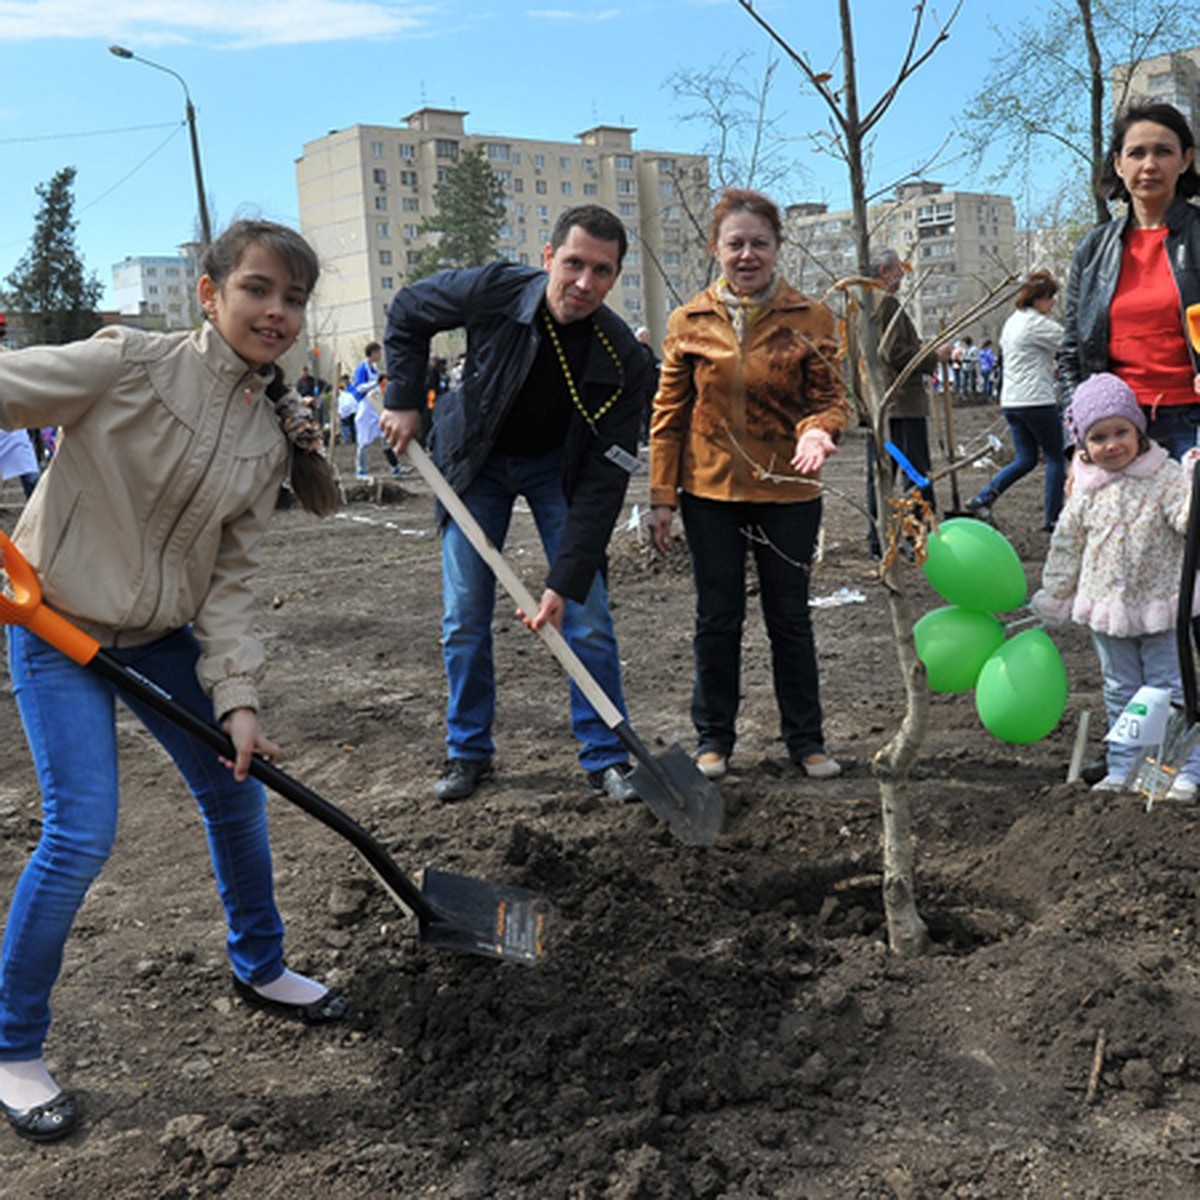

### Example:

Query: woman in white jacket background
xmin=966 ymin=270 xmax=1066 ymax=531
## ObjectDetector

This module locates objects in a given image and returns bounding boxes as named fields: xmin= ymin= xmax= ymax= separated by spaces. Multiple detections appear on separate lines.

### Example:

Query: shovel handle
xmin=0 ymin=531 xmax=437 ymax=924
xmin=405 ymin=440 xmax=625 ymax=728
xmin=0 ymin=532 xmax=101 ymax=665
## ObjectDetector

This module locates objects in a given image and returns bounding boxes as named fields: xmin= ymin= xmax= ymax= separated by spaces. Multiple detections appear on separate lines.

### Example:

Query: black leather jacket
xmin=383 ymin=262 xmax=651 ymax=602
xmin=1059 ymin=196 xmax=1200 ymax=397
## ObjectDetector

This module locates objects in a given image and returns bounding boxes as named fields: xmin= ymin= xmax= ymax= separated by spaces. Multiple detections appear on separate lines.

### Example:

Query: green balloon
xmin=914 ymin=606 xmax=1006 ymax=693
xmin=922 ymin=518 xmax=1028 ymax=612
xmin=974 ymin=628 xmax=1068 ymax=744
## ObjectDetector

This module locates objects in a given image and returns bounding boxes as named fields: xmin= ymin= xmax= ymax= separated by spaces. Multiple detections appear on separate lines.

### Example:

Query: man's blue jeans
xmin=1145 ymin=402 xmax=1200 ymax=460
xmin=441 ymin=449 xmax=629 ymax=773
xmin=1 ymin=626 xmax=286 ymax=1061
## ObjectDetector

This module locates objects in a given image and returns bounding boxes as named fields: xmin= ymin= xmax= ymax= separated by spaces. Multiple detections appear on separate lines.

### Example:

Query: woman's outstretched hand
xmin=791 ymin=428 xmax=837 ymax=476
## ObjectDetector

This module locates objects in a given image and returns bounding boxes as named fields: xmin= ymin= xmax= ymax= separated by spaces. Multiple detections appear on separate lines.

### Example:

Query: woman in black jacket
xmin=1059 ymin=102 xmax=1200 ymax=459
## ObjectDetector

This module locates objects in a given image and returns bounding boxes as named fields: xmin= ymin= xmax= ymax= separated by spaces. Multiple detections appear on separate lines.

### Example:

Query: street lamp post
xmin=109 ymin=44 xmax=213 ymax=247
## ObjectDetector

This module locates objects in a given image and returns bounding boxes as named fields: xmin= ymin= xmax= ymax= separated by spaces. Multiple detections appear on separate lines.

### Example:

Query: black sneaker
xmin=433 ymin=758 xmax=493 ymax=801
xmin=587 ymin=763 xmax=638 ymax=801
xmin=964 ymin=496 xmax=992 ymax=522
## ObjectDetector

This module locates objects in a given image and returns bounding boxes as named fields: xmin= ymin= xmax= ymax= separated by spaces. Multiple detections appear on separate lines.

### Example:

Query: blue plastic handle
xmin=884 ymin=440 xmax=929 ymax=490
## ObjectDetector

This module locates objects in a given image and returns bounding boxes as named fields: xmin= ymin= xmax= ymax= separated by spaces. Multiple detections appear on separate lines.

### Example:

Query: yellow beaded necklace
xmin=541 ymin=309 xmax=624 ymax=434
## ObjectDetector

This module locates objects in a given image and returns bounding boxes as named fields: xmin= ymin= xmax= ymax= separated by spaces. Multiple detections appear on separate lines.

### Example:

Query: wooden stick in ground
xmin=1085 ymin=1027 xmax=1106 ymax=1105
xmin=1067 ymin=711 xmax=1091 ymax=783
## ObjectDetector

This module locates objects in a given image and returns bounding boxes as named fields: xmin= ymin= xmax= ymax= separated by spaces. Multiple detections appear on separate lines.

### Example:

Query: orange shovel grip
xmin=1188 ymin=303 xmax=1200 ymax=355
xmin=0 ymin=531 xmax=100 ymax=666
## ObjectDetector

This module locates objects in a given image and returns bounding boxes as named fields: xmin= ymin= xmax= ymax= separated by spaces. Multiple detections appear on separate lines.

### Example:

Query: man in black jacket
xmin=380 ymin=205 xmax=652 ymax=801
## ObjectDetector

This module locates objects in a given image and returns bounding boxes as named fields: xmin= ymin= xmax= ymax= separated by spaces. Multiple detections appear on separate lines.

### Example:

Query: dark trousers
xmin=680 ymin=492 xmax=825 ymax=762
xmin=866 ymin=417 xmax=934 ymax=556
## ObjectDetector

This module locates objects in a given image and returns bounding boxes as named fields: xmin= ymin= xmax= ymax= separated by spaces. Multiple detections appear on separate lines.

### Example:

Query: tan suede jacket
xmin=0 ymin=323 xmax=288 ymax=718
xmin=650 ymin=279 xmax=850 ymax=507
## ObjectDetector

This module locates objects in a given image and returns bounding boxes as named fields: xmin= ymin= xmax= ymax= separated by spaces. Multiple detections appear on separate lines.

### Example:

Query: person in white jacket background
xmin=966 ymin=270 xmax=1066 ymax=531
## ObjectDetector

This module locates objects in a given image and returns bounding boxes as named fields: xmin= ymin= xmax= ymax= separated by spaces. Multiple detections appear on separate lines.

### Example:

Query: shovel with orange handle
xmin=0 ymin=530 xmax=546 ymax=965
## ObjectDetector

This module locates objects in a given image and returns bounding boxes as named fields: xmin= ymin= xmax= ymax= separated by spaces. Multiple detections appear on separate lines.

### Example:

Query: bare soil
xmin=5 ymin=404 xmax=1200 ymax=1199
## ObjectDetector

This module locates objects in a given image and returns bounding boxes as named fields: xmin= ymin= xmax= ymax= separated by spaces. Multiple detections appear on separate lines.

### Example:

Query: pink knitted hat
xmin=1066 ymin=373 xmax=1146 ymax=445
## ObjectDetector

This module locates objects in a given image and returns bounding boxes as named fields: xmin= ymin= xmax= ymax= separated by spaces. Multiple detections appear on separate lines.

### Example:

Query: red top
xmin=1108 ymin=227 xmax=1196 ymax=409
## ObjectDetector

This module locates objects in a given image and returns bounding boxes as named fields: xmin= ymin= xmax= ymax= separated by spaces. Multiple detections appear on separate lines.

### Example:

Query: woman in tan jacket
xmin=649 ymin=189 xmax=850 ymax=781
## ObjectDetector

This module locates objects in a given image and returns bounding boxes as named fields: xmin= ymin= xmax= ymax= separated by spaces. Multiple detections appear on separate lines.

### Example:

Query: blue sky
xmin=0 ymin=0 xmax=1053 ymax=308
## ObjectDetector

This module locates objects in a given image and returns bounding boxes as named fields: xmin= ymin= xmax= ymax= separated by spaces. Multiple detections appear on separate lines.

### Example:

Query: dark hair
xmin=201 ymin=219 xmax=320 ymax=293
xmin=1014 ymin=269 xmax=1058 ymax=309
xmin=550 ymin=204 xmax=628 ymax=265
xmin=1098 ymin=101 xmax=1200 ymax=202
xmin=707 ymin=189 xmax=783 ymax=253
xmin=364 ymin=341 xmax=381 ymax=357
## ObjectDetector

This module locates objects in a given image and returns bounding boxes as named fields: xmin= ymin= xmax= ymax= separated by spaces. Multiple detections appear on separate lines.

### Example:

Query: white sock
xmin=0 ymin=1058 xmax=61 ymax=1110
xmin=251 ymin=968 xmax=328 ymax=1006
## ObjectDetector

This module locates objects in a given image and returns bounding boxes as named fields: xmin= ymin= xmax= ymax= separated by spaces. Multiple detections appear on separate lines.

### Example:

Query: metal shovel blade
xmin=419 ymin=869 xmax=547 ymax=966
xmin=627 ymin=743 xmax=725 ymax=846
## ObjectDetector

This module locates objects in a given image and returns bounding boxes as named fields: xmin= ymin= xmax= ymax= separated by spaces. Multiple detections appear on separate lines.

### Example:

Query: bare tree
xmin=735 ymin=0 xmax=1027 ymax=959
xmin=960 ymin=0 xmax=1200 ymax=225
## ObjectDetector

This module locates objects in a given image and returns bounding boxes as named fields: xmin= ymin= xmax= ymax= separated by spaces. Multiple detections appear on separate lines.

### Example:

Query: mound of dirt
xmin=5 ymin=407 xmax=1200 ymax=1198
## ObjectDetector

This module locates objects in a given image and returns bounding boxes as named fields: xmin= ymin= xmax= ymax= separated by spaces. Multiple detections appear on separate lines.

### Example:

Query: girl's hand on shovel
xmin=220 ymin=707 xmax=283 ymax=781
xmin=518 ymin=588 xmax=565 ymax=633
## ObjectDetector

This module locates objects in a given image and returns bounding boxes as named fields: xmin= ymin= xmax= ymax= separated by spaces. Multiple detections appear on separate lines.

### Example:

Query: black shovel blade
xmin=628 ymin=743 xmax=725 ymax=846
xmin=418 ymin=868 xmax=548 ymax=965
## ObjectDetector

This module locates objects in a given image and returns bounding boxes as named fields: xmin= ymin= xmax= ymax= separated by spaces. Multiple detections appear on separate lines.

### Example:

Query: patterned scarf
xmin=715 ymin=275 xmax=779 ymax=342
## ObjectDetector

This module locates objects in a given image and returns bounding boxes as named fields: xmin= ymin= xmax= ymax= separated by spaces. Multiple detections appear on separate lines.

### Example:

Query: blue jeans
xmin=1092 ymin=629 xmax=1200 ymax=784
xmin=680 ymin=492 xmax=826 ymax=762
xmin=973 ymin=404 xmax=1065 ymax=527
xmin=1145 ymin=403 xmax=1200 ymax=460
xmin=440 ymin=449 xmax=629 ymax=773
xmin=1 ymin=626 xmax=287 ymax=1061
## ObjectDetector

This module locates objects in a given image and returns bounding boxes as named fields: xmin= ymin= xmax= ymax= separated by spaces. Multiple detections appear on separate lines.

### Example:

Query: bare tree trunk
xmin=1077 ymin=0 xmax=1108 ymax=225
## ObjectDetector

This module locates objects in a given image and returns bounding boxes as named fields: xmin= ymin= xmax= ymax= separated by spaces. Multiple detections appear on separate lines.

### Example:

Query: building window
xmin=381 ymin=275 xmax=394 ymax=291
xmin=376 ymin=222 xmax=390 ymax=238
xmin=485 ymin=142 xmax=510 ymax=161
xmin=403 ymin=224 xmax=420 ymax=239
xmin=406 ymin=250 xmax=422 ymax=265
xmin=559 ymin=155 xmax=571 ymax=170
xmin=146 ymin=266 xmax=157 ymax=276
xmin=537 ymin=205 xmax=549 ymax=220
xmin=658 ymin=157 xmax=676 ymax=174
xmin=399 ymin=143 xmax=414 ymax=160
xmin=372 ymin=168 xmax=387 ymax=185
xmin=379 ymin=249 xmax=393 ymax=265
xmin=615 ymin=154 xmax=633 ymax=171
xmin=496 ymin=169 xmax=512 ymax=187
xmin=437 ymin=166 xmax=450 ymax=182
xmin=616 ymin=179 xmax=634 ymax=195
xmin=402 ymin=197 xmax=420 ymax=212
xmin=371 ymin=141 xmax=384 ymax=158
xmin=535 ymin=179 xmax=547 ymax=195
xmin=583 ymin=183 xmax=597 ymax=196
xmin=513 ymin=178 xmax=524 ymax=193
xmin=533 ymin=153 xmax=545 ymax=171
xmin=618 ymin=202 xmax=636 ymax=217
xmin=374 ymin=195 xmax=388 ymax=211
xmin=561 ymin=181 xmax=572 ymax=196
xmin=623 ymin=274 xmax=641 ymax=288
xmin=400 ymin=169 xmax=417 ymax=186
xmin=435 ymin=139 xmax=459 ymax=159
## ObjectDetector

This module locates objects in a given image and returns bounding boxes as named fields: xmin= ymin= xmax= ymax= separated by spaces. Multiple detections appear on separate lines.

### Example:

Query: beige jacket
xmin=650 ymin=279 xmax=849 ymax=507
xmin=0 ymin=323 xmax=289 ymax=717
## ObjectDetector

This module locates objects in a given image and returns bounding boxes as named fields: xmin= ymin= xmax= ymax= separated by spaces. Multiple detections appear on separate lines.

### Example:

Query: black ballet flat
xmin=3 ymin=1091 xmax=79 ymax=1143
xmin=232 ymin=975 xmax=349 ymax=1025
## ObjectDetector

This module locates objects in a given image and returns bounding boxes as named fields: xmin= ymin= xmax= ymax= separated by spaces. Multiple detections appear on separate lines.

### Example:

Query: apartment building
xmin=295 ymin=108 xmax=710 ymax=374
xmin=1114 ymin=45 xmax=1200 ymax=127
xmin=783 ymin=182 xmax=1018 ymax=344
xmin=111 ymin=249 xmax=202 ymax=329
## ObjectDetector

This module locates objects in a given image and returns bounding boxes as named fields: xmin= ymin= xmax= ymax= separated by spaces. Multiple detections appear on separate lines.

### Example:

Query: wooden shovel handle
xmin=405 ymin=440 xmax=624 ymax=728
